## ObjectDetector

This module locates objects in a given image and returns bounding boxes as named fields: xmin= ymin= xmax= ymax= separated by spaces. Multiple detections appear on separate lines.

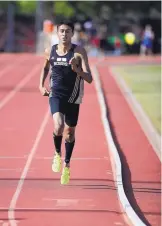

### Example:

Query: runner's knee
xmin=64 ymin=127 xmax=75 ymax=142
xmin=53 ymin=113 xmax=64 ymax=136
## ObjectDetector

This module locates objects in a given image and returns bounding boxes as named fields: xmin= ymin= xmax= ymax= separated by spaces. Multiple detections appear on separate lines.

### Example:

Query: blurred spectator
xmin=114 ymin=36 xmax=122 ymax=55
xmin=140 ymin=24 xmax=154 ymax=56
xmin=0 ymin=28 xmax=7 ymax=52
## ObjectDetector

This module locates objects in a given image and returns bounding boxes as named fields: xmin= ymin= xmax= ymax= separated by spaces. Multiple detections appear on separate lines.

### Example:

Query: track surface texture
xmin=95 ymin=55 xmax=161 ymax=226
xmin=0 ymin=54 xmax=161 ymax=226
xmin=0 ymin=54 xmax=139 ymax=226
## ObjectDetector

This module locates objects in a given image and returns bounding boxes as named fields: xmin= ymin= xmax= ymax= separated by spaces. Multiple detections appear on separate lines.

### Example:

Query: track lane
xmin=5 ymin=59 xmax=128 ymax=226
xmin=0 ymin=55 xmax=47 ymax=224
xmin=97 ymin=63 xmax=161 ymax=226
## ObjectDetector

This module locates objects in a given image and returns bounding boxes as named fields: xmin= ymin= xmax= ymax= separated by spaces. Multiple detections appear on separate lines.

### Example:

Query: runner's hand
xmin=69 ymin=57 xmax=81 ymax=73
xmin=39 ymin=86 xmax=49 ymax=96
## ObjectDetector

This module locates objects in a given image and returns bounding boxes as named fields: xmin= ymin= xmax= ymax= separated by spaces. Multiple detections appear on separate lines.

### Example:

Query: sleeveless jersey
xmin=49 ymin=44 xmax=84 ymax=104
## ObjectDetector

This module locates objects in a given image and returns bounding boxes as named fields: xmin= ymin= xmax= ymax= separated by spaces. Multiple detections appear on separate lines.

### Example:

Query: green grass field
xmin=112 ymin=65 xmax=161 ymax=134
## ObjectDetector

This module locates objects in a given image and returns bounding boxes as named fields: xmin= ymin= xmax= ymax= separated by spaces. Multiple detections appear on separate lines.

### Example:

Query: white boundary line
xmin=92 ymin=65 xmax=146 ymax=226
xmin=110 ymin=66 xmax=161 ymax=161
xmin=8 ymin=109 xmax=50 ymax=226
xmin=0 ymin=65 xmax=40 ymax=110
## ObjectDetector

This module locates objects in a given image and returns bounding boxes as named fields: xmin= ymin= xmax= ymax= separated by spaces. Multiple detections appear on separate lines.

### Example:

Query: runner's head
xmin=57 ymin=20 xmax=74 ymax=44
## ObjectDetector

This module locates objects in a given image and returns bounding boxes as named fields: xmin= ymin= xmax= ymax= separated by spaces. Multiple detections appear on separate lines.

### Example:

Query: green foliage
xmin=77 ymin=1 xmax=96 ymax=16
xmin=0 ymin=1 xmax=160 ymax=22
xmin=54 ymin=1 xmax=75 ymax=18
xmin=0 ymin=1 xmax=10 ymax=10
xmin=16 ymin=1 xmax=36 ymax=14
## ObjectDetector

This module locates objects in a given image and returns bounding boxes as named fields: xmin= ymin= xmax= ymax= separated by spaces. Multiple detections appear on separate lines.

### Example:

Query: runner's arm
xmin=76 ymin=47 xmax=93 ymax=84
xmin=39 ymin=48 xmax=51 ymax=96
xmin=39 ymin=48 xmax=50 ymax=88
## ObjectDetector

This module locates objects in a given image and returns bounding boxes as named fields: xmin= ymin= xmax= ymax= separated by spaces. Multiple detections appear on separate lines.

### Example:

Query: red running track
xmin=97 ymin=61 xmax=161 ymax=226
xmin=0 ymin=54 xmax=128 ymax=226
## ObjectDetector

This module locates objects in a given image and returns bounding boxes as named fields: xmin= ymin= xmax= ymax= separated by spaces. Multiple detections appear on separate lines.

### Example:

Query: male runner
xmin=39 ymin=20 xmax=93 ymax=185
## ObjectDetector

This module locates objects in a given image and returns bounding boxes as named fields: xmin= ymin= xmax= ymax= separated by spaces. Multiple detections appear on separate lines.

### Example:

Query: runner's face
xmin=57 ymin=25 xmax=73 ymax=44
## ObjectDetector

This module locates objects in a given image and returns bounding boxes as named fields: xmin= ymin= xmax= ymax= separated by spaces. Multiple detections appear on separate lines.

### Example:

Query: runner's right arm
xmin=39 ymin=48 xmax=51 ymax=96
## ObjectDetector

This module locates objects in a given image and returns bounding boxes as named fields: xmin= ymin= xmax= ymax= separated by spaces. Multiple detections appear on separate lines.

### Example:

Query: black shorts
xmin=49 ymin=97 xmax=80 ymax=127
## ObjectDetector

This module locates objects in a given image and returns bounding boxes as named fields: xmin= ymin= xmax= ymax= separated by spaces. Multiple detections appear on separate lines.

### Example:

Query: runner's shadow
xmin=0 ymin=208 xmax=123 ymax=214
xmin=0 ymin=178 xmax=115 ymax=182
xmin=68 ymin=184 xmax=117 ymax=190
xmin=0 ymin=178 xmax=117 ymax=191
xmin=0 ymin=218 xmax=24 ymax=220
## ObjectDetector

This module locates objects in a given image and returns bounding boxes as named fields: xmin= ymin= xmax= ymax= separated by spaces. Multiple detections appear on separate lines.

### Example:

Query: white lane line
xmin=8 ymin=109 xmax=50 ymax=226
xmin=92 ymin=65 xmax=146 ymax=226
xmin=0 ymin=65 xmax=40 ymax=110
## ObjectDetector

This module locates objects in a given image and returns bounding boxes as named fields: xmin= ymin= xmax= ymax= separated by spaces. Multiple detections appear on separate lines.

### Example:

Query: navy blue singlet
xmin=49 ymin=44 xmax=84 ymax=104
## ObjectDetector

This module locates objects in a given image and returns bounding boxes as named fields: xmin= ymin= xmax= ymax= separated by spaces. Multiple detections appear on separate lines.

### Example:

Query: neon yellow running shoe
xmin=52 ymin=153 xmax=61 ymax=172
xmin=61 ymin=167 xmax=70 ymax=185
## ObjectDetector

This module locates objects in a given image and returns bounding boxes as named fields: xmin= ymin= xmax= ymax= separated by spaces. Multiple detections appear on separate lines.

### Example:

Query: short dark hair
xmin=57 ymin=20 xmax=74 ymax=32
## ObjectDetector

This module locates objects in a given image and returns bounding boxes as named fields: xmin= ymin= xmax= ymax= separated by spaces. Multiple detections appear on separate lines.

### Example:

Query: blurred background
xmin=0 ymin=1 xmax=161 ymax=56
